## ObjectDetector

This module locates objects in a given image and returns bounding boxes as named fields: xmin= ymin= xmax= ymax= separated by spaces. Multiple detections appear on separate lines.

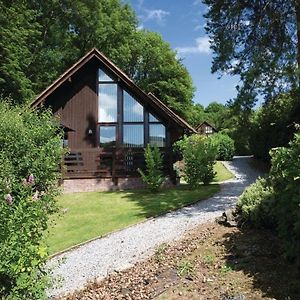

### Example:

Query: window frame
xmin=97 ymin=67 xmax=169 ymax=149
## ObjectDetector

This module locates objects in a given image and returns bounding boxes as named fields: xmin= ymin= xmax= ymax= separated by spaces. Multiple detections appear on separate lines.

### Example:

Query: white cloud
xmin=137 ymin=24 xmax=144 ymax=31
xmin=144 ymin=9 xmax=170 ymax=23
xmin=193 ymin=24 xmax=202 ymax=31
xmin=176 ymin=36 xmax=211 ymax=55
xmin=193 ymin=0 xmax=202 ymax=5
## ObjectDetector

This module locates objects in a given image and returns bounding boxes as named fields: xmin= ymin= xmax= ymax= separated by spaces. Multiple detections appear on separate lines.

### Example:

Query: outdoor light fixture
xmin=88 ymin=128 xmax=93 ymax=135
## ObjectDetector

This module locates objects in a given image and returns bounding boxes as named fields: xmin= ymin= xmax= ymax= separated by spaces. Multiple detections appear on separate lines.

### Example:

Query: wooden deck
xmin=63 ymin=148 xmax=176 ymax=181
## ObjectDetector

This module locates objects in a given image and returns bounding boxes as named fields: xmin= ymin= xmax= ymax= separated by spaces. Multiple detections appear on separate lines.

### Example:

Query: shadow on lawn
xmin=115 ymin=184 xmax=221 ymax=218
xmin=221 ymin=226 xmax=300 ymax=299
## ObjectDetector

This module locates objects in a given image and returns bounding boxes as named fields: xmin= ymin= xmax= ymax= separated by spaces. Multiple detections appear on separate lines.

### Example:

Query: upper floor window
xmin=98 ymin=83 xmax=118 ymax=122
xmin=149 ymin=113 xmax=160 ymax=122
xmin=123 ymin=91 xmax=143 ymax=122
xmin=98 ymin=68 xmax=114 ymax=82
xmin=205 ymin=126 xmax=213 ymax=134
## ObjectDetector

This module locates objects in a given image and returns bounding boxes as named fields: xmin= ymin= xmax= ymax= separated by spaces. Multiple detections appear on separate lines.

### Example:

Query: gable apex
xmin=31 ymin=48 xmax=197 ymax=133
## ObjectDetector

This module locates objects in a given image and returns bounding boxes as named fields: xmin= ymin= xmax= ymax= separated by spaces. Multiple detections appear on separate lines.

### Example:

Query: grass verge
xmin=47 ymin=184 xmax=220 ymax=254
xmin=213 ymin=161 xmax=234 ymax=182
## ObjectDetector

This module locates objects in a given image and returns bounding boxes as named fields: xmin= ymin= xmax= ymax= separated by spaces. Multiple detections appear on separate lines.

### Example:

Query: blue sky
xmin=126 ymin=0 xmax=240 ymax=108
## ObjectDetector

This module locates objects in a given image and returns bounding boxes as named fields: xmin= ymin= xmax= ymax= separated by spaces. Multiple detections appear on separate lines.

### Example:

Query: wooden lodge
xmin=196 ymin=121 xmax=217 ymax=136
xmin=31 ymin=48 xmax=196 ymax=192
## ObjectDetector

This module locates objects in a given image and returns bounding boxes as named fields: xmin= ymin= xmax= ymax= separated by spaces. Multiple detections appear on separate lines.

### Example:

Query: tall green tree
xmin=124 ymin=30 xmax=195 ymax=118
xmin=203 ymin=0 xmax=300 ymax=108
xmin=0 ymin=1 xmax=40 ymax=103
xmin=0 ymin=0 xmax=195 ymax=120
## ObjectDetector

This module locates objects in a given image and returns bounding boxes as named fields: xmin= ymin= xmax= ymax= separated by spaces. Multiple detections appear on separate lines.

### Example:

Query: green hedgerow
xmin=0 ymin=101 xmax=64 ymax=299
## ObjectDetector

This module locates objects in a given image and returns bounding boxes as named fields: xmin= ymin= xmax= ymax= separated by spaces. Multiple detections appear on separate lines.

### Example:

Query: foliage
xmin=269 ymin=132 xmax=300 ymax=264
xmin=125 ymin=30 xmax=195 ymax=119
xmin=0 ymin=101 xmax=64 ymax=299
xmin=237 ymin=177 xmax=276 ymax=228
xmin=0 ymin=0 xmax=195 ymax=121
xmin=176 ymin=135 xmax=217 ymax=188
xmin=210 ymin=133 xmax=235 ymax=161
xmin=138 ymin=145 xmax=165 ymax=192
xmin=237 ymin=132 xmax=300 ymax=265
xmin=0 ymin=1 xmax=41 ymax=103
xmin=177 ymin=259 xmax=195 ymax=277
xmin=204 ymin=102 xmax=230 ymax=130
xmin=249 ymin=92 xmax=299 ymax=160
xmin=203 ymin=0 xmax=300 ymax=108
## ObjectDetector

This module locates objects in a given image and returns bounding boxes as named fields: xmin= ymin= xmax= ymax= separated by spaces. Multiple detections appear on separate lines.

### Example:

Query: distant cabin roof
xmin=31 ymin=48 xmax=197 ymax=134
xmin=196 ymin=121 xmax=217 ymax=132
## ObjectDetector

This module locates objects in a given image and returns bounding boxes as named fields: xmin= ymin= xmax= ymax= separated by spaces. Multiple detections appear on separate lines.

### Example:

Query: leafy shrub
xmin=237 ymin=177 xmax=276 ymax=228
xmin=269 ymin=132 xmax=300 ymax=264
xmin=210 ymin=133 xmax=235 ymax=160
xmin=237 ymin=132 xmax=300 ymax=266
xmin=176 ymin=134 xmax=217 ymax=188
xmin=0 ymin=102 xmax=64 ymax=299
xmin=138 ymin=144 xmax=165 ymax=192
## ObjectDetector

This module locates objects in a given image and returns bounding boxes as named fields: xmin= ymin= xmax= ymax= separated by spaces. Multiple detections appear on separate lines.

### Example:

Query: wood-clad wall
xmin=46 ymin=61 xmax=98 ymax=149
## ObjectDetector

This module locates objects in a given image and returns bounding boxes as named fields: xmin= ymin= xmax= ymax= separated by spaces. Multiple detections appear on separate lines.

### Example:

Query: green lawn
xmin=213 ymin=161 xmax=235 ymax=182
xmin=47 ymin=162 xmax=233 ymax=254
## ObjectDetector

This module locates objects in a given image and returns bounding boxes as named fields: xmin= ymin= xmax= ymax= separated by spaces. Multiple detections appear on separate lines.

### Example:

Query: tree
xmin=203 ymin=0 xmax=300 ymax=108
xmin=124 ymin=30 xmax=195 ymax=119
xmin=0 ymin=0 xmax=195 ymax=121
xmin=0 ymin=1 xmax=40 ymax=103
xmin=204 ymin=102 xmax=229 ymax=130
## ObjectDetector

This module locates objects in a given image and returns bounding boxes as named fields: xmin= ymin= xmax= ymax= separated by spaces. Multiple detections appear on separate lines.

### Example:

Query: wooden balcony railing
xmin=63 ymin=148 xmax=175 ymax=180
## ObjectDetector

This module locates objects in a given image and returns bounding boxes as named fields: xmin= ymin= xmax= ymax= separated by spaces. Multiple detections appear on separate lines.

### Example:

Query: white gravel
xmin=48 ymin=156 xmax=261 ymax=298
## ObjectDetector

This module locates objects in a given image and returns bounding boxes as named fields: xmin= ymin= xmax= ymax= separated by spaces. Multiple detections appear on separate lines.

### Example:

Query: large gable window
xmin=98 ymin=68 xmax=118 ymax=148
xmin=123 ymin=91 xmax=144 ymax=147
xmin=123 ymin=91 xmax=143 ymax=122
xmin=98 ymin=84 xmax=117 ymax=122
xmin=97 ymin=68 xmax=168 ymax=149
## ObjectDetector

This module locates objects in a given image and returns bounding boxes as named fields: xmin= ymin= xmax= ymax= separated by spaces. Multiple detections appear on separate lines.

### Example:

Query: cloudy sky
xmin=126 ymin=0 xmax=240 ymax=107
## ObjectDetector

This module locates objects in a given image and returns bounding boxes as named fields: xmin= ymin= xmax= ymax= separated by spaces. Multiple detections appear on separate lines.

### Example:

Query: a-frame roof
xmin=31 ymin=48 xmax=197 ymax=133
xmin=196 ymin=121 xmax=217 ymax=132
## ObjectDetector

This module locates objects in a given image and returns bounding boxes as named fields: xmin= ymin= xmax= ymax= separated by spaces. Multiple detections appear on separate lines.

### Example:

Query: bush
xmin=237 ymin=132 xmax=300 ymax=266
xmin=236 ymin=177 xmax=276 ymax=228
xmin=0 ymin=102 xmax=64 ymax=299
xmin=210 ymin=133 xmax=235 ymax=160
xmin=176 ymin=134 xmax=217 ymax=188
xmin=138 ymin=144 xmax=165 ymax=192
xmin=269 ymin=132 xmax=300 ymax=264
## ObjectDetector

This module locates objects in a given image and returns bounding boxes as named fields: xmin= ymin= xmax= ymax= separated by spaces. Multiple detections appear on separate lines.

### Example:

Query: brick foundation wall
xmin=63 ymin=177 xmax=176 ymax=193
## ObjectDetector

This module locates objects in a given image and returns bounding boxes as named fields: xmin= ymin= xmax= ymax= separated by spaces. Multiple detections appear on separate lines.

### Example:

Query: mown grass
xmin=213 ymin=161 xmax=235 ymax=182
xmin=47 ymin=162 xmax=233 ymax=254
xmin=47 ymin=185 xmax=219 ymax=254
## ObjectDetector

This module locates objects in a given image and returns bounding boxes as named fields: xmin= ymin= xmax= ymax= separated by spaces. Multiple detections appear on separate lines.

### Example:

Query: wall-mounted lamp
xmin=88 ymin=128 xmax=93 ymax=135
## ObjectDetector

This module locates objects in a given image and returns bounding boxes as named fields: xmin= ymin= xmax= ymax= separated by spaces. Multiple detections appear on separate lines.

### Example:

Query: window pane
xmin=99 ymin=126 xmax=116 ymax=147
xmin=98 ymin=84 xmax=117 ymax=122
xmin=123 ymin=125 xmax=144 ymax=147
xmin=123 ymin=91 xmax=143 ymax=122
xmin=98 ymin=68 xmax=114 ymax=82
xmin=149 ymin=124 xmax=166 ymax=147
xmin=149 ymin=113 xmax=160 ymax=122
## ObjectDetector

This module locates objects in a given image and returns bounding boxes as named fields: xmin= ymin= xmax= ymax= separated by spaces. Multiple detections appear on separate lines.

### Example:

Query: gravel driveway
xmin=48 ymin=156 xmax=261 ymax=298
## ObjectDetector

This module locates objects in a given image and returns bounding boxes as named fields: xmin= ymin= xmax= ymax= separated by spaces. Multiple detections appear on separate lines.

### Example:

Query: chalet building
xmin=31 ymin=48 xmax=196 ymax=192
xmin=196 ymin=121 xmax=217 ymax=136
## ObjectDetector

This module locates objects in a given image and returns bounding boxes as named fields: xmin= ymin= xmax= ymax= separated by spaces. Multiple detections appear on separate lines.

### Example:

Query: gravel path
xmin=48 ymin=156 xmax=261 ymax=298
